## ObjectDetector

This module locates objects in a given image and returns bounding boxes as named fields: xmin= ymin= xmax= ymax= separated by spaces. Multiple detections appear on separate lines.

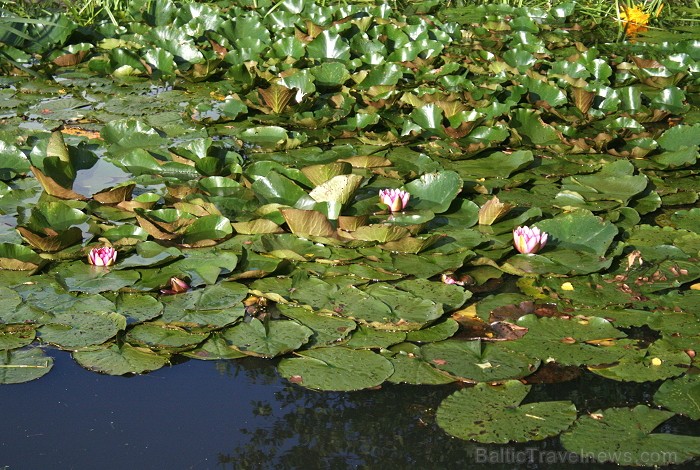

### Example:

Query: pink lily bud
xmin=88 ymin=246 xmax=117 ymax=266
xmin=160 ymin=277 xmax=190 ymax=295
xmin=513 ymin=226 xmax=548 ymax=254
xmin=379 ymin=188 xmax=410 ymax=212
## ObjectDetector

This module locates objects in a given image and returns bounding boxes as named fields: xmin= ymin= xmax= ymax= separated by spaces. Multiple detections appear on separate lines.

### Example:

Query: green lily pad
xmin=73 ymin=343 xmax=169 ymax=376
xmin=0 ymin=348 xmax=54 ymax=384
xmin=503 ymin=315 xmax=632 ymax=366
xmin=436 ymin=380 xmax=577 ymax=443
xmin=421 ymin=339 xmax=539 ymax=382
xmin=179 ymin=332 xmax=247 ymax=360
xmin=115 ymin=293 xmax=163 ymax=325
xmin=38 ymin=311 xmax=126 ymax=349
xmin=0 ymin=324 xmax=36 ymax=350
xmin=54 ymin=261 xmax=141 ymax=294
xmin=277 ymin=346 xmax=394 ymax=391
xmin=126 ymin=322 xmax=209 ymax=352
xmin=384 ymin=344 xmax=456 ymax=385
xmin=537 ymin=210 xmax=618 ymax=257
xmin=654 ymin=374 xmax=700 ymax=420
xmin=345 ymin=325 xmax=407 ymax=349
xmin=403 ymin=171 xmax=462 ymax=213
xmin=561 ymin=405 xmax=700 ymax=466
xmin=221 ymin=318 xmax=313 ymax=358
xmin=589 ymin=339 xmax=691 ymax=382
xmin=277 ymin=304 xmax=356 ymax=347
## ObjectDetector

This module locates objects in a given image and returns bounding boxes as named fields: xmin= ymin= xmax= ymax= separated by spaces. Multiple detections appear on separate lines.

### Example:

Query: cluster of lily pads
xmin=1 ymin=0 xmax=699 ymax=464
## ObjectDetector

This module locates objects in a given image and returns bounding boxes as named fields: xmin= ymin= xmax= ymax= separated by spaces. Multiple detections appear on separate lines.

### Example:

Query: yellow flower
xmin=620 ymin=4 xmax=651 ymax=37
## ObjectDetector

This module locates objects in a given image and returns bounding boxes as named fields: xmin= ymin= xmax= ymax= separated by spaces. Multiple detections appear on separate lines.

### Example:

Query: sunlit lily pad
xmin=277 ymin=304 xmax=356 ymax=347
xmin=0 ymin=348 xmax=53 ymax=384
xmin=561 ymin=406 xmax=700 ymax=466
xmin=503 ymin=315 xmax=632 ymax=366
xmin=589 ymin=339 xmax=691 ymax=382
xmin=421 ymin=339 xmax=539 ymax=382
xmin=73 ymin=343 xmax=169 ymax=376
xmin=126 ymin=322 xmax=209 ymax=352
xmin=277 ymin=346 xmax=394 ymax=391
xmin=384 ymin=343 xmax=456 ymax=385
xmin=0 ymin=325 xmax=36 ymax=350
xmin=654 ymin=374 xmax=700 ymax=420
xmin=222 ymin=318 xmax=313 ymax=358
xmin=38 ymin=311 xmax=126 ymax=349
xmin=436 ymin=380 xmax=577 ymax=443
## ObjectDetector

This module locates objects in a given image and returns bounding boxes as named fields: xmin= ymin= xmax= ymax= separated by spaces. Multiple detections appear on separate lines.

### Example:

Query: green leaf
xmin=536 ymin=210 xmax=618 ymax=257
xmin=654 ymin=374 xmax=700 ymax=420
xmin=277 ymin=347 xmax=394 ymax=391
xmin=503 ymin=315 xmax=632 ymax=366
xmin=422 ymin=339 xmax=538 ymax=382
xmin=403 ymin=171 xmax=462 ymax=213
xmin=561 ymin=406 xmax=700 ymax=466
xmin=0 ymin=348 xmax=53 ymax=384
xmin=437 ymin=381 xmax=577 ymax=443
xmin=73 ymin=343 xmax=169 ymax=376
xmin=222 ymin=318 xmax=313 ymax=358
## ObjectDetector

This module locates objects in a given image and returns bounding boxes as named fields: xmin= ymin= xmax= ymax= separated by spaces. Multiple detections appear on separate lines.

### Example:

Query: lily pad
xmin=0 ymin=348 xmax=53 ymax=384
xmin=221 ymin=318 xmax=313 ymax=358
xmin=38 ymin=311 xmax=126 ymax=349
xmin=73 ymin=343 xmax=169 ymax=376
xmin=654 ymin=374 xmax=700 ymax=420
xmin=503 ymin=315 xmax=632 ymax=366
xmin=277 ymin=346 xmax=394 ymax=391
xmin=561 ymin=405 xmax=700 ymax=466
xmin=421 ymin=339 xmax=539 ymax=382
xmin=436 ymin=380 xmax=577 ymax=443
xmin=588 ymin=339 xmax=691 ymax=382
xmin=403 ymin=171 xmax=462 ymax=213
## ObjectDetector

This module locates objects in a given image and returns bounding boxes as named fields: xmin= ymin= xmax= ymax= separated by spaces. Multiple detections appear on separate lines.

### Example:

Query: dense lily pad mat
xmin=1 ymin=0 xmax=699 ymax=464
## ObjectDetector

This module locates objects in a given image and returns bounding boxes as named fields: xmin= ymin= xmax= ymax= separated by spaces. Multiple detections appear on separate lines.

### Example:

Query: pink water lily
xmin=88 ymin=246 xmax=117 ymax=266
xmin=160 ymin=277 xmax=189 ymax=295
xmin=379 ymin=188 xmax=410 ymax=212
xmin=513 ymin=226 xmax=548 ymax=254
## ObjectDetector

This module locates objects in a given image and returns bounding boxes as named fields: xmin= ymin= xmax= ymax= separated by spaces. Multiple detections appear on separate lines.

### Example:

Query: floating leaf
xmin=561 ymin=406 xmax=700 ymax=466
xmin=277 ymin=347 xmax=394 ymax=391
xmin=654 ymin=374 xmax=700 ymax=420
xmin=437 ymin=380 xmax=577 ymax=443
xmin=222 ymin=318 xmax=313 ymax=358
xmin=73 ymin=343 xmax=169 ymax=376
xmin=0 ymin=348 xmax=53 ymax=384
xmin=421 ymin=339 xmax=538 ymax=382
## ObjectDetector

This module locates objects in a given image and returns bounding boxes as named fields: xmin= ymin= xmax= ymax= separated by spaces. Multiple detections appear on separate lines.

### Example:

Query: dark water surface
xmin=1 ymin=349 xmax=696 ymax=470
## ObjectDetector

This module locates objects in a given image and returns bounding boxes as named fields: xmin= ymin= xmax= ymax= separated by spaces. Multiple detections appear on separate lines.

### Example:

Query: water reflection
xmin=1 ymin=350 xmax=696 ymax=470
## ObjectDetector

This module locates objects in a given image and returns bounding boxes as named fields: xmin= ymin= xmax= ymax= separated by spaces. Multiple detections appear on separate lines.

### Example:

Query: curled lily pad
xmin=436 ymin=380 xmax=577 ymax=443
xmin=403 ymin=171 xmax=462 ymax=213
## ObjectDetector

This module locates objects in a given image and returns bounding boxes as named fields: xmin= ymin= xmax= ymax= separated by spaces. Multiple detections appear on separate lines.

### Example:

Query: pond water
xmin=2 ymin=348 xmax=695 ymax=470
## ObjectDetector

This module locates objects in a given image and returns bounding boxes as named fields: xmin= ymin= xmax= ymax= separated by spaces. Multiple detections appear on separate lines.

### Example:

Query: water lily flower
xmin=379 ymin=188 xmax=410 ymax=213
xmin=513 ymin=226 xmax=548 ymax=254
xmin=88 ymin=246 xmax=117 ymax=266
xmin=160 ymin=277 xmax=189 ymax=295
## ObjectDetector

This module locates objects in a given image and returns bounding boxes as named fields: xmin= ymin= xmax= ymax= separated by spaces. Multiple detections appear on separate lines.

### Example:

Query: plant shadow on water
xmin=2 ymin=348 xmax=696 ymax=470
